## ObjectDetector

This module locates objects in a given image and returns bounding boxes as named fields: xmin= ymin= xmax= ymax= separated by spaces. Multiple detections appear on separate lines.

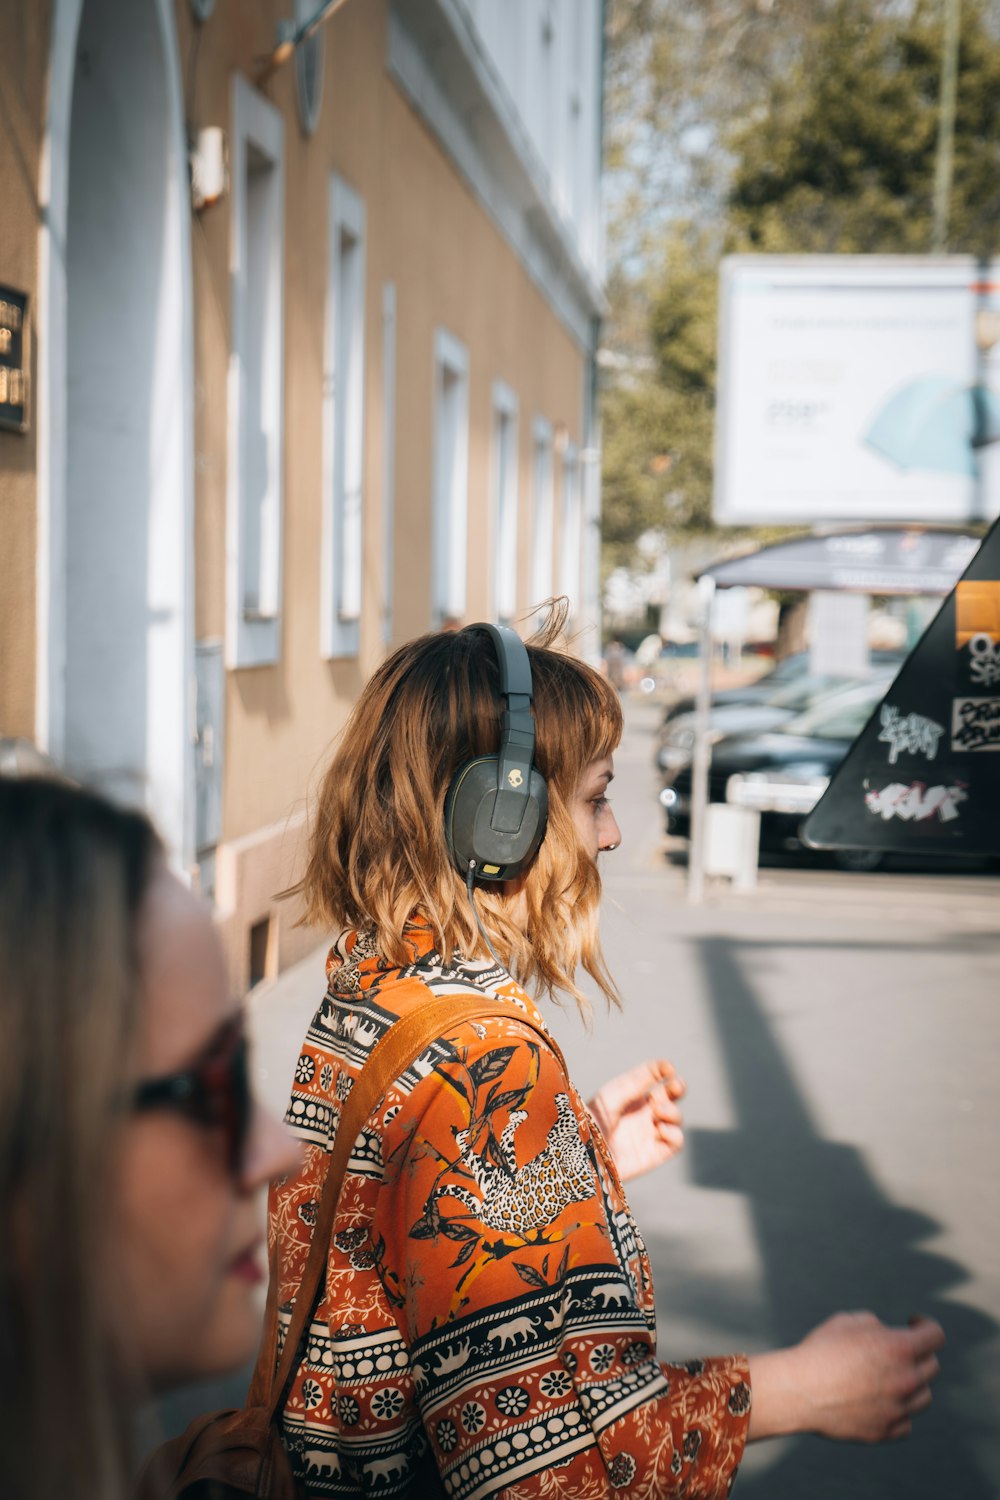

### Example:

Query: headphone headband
xmin=467 ymin=625 xmax=535 ymax=834
xmin=471 ymin=623 xmax=534 ymax=699
xmin=443 ymin=624 xmax=549 ymax=881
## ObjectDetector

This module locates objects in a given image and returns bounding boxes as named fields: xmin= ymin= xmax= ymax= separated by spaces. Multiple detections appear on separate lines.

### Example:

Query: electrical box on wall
xmin=189 ymin=127 xmax=227 ymax=212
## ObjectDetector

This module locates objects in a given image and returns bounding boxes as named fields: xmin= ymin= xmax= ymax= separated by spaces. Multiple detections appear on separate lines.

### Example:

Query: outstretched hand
xmin=587 ymin=1059 xmax=686 ymax=1184
xmin=749 ymin=1311 xmax=945 ymax=1444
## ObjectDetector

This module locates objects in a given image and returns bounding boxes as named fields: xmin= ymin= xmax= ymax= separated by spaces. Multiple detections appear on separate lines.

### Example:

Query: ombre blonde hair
xmin=299 ymin=614 xmax=623 ymax=1010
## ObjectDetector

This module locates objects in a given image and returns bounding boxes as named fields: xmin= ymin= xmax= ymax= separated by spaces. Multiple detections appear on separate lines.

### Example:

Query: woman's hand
xmin=748 ymin=1312 xmax=945 ymax=1443
xmin=587 ymin=1059 xmax=686 ymax=1183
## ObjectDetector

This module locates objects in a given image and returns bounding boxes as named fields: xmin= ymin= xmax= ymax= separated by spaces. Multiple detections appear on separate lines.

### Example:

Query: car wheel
xmin=832 ymin=848 xmax=884 ymax=873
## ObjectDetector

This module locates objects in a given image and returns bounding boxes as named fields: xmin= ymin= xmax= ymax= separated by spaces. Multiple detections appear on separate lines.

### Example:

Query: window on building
xmin=491 ymin=381 xmax=519 ymax=623
xmin=558 ymin=442 xmax=581 ymax=613
xmin=539 ymin=0 xmax=556 ymax=169
xmin=228 ymin=75 xmax=285 ymax=668
xmin=530 ymin=416 xmax=554 ymax=608
xmin=321 ymin=175 xmax=366 ymax=659
xmin=432 ymin=329 xmax=469 ymax=626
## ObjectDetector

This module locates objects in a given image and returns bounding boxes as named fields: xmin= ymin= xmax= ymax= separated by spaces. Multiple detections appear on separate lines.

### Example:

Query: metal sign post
xmin=687 ymin=576 xmax=716 ymax=904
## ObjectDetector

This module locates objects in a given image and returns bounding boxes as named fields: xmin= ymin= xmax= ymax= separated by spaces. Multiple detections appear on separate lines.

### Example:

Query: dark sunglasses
xmin=133 ymin=1013 xmax=252 ymax=1175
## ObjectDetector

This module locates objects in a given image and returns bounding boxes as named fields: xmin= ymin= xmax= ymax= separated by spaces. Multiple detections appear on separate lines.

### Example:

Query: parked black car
xmin=659 ymin=647 xmax=905 ymax=730
xmin=658 ymin=677 xmax=894 ymax=869
xmin=653 ymin=663 xmax=900 ymax=776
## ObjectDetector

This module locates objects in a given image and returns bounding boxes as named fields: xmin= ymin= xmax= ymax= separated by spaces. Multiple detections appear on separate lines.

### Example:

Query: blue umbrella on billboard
xmin=864 ymin=374 xmax=1000 ymax=476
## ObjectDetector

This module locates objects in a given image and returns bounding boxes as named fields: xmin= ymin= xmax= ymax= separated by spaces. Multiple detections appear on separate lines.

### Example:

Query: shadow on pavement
xmin=649 ymin=933 xmax=997 ymax=1498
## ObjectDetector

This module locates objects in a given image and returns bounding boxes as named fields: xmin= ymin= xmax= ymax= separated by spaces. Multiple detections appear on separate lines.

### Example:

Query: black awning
xmin=699 ymin=527 xmax=981 ymax=595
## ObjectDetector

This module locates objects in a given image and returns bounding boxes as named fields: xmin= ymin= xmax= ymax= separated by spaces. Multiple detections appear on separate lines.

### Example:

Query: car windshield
xmin=763 ymin=651 xmax=808 ymax=684
xmin=783 ymin=678 xmax=891 ymax=741
xmin=765 ymin=672 xmax=855 ymax=711
xmin=659 ymin=641 xmax=700 ymax=658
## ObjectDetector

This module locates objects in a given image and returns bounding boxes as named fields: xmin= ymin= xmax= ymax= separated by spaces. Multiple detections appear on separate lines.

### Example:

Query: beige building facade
xmin=0 ymin=0 xmax=605 ymax=988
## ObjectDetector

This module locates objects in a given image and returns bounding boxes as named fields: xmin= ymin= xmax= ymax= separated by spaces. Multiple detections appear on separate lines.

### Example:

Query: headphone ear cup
xmin=445 ymin=756 xmax=499 ymax=873
xmin=515 ymin=768 xmax=549 ymax=873
xmin=445 ymin=758 xmax=548 ymax=880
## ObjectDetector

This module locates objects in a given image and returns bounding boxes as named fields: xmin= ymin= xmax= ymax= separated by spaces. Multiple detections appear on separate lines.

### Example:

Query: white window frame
xmin=491 ymin=380 xmax=519 ymax=623
xmin=432 ymin=328 xmax=470 ymax=626
xmin=381 ymin=282 xmax=397 ymax=646
xmin=227 ymin=75 xmax=285 ymax=669
xmin=558 ymin=441 xmax=581 ymax=611
xmin=530 ymin=415 xmax=554 ymax=608
xmin=321 ymin=174 xmax=366 ymax=659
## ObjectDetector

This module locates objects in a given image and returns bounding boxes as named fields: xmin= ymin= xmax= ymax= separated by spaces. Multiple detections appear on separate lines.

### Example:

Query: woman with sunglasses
xmin=0 ymin=775 xmax=299 ymax=1500
xmin=269 ymin=617 xmax=943 ymax=1498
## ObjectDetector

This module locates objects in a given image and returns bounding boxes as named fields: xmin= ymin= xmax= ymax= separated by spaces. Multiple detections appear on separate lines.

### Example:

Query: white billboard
xmin=714 ymin=256 xmax=1000 ymax=526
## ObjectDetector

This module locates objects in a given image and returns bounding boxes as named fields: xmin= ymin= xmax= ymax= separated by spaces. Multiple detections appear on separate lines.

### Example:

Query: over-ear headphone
xmin=443 ymin=623 xmax=549 ymax=882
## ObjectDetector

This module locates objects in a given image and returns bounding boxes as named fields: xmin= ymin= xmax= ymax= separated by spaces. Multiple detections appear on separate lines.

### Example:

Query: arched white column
xmin=38 ymin=0 xmax=195 ymax=869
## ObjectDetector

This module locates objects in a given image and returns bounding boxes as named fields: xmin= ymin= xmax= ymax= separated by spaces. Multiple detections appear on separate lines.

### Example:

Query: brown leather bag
xmin=136 ymin=994 xmax=565 ymax=1499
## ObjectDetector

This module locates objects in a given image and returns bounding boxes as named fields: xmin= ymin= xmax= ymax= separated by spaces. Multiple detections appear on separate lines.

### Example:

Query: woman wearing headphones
xmin=270 ymin=617 xmax=942 ymax=1498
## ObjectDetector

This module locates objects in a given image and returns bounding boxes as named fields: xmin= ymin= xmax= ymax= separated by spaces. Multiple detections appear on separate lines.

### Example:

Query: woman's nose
xmin=600 ymin=808 xmax=622 ymax=853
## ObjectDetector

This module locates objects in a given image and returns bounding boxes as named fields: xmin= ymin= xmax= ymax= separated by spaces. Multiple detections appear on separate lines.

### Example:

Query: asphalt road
xmin=206 ymin=692 xmax=1000 ymax=1497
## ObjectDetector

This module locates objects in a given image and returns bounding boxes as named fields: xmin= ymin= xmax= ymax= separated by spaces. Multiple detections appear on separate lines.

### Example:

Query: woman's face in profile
xmin=571 ymin=755 xmax=621 ymax=861
xmin=108 ymin=867 xmax=299 ymax=1392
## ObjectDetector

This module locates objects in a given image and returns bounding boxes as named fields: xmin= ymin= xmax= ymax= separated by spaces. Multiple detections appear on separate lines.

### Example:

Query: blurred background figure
xmin=604 ymin=636 xmax=628 ymax=690
xmin=0 ymin=775 xmax=298 ymax=1500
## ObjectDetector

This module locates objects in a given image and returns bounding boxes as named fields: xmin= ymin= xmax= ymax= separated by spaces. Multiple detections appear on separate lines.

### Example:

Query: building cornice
xmin=388 ymin=0 xmax=607 ymax=352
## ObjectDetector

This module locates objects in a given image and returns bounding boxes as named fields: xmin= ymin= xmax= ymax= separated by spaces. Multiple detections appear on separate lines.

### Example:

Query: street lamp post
xmin=931 ymin=0 xmax=962 ymax=254
xmin=686 ymin=575 xmax=715 ymax=905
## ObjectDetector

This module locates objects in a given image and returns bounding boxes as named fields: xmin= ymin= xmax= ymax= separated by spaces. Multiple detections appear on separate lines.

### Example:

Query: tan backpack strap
xmin=263 ymin=995 xmax=561 ymax=1420
xmin=244 ymin=1223 xmax=283 ymax=1409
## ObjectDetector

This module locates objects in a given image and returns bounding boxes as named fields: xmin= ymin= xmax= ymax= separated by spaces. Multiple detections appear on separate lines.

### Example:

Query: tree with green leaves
xmin=601 ymin=0 xmax=1000 ymax=572
xmin=600 ymin=225 xmax=720 ymax=570
xmin=728 ymin=0 xmax=1000 ymax=256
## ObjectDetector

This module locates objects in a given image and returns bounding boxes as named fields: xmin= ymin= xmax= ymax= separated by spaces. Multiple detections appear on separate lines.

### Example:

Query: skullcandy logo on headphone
xmin=507 ymin=769 xmax=523 ymax=788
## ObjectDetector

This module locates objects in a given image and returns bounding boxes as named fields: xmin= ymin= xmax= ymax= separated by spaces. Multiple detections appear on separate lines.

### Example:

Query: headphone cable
xmin=465 ymin=861 xmax=507 ymax=973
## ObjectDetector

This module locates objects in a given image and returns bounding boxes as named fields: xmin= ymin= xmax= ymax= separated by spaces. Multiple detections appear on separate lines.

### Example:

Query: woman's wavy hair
xmin=0 ymin=776 xmax=160 ymax=1500
xmin=299 ymin=609 xmax=623 ymax=1010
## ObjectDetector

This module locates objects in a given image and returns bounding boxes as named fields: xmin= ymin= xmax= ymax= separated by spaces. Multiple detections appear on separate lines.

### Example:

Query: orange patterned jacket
xmin=269 ymin=925 xmax=751 ymax=1498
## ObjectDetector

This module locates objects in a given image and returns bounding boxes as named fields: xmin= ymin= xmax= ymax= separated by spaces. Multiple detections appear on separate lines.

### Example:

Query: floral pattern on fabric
xmin=269 ymin=924 xmax=750 ymax=1497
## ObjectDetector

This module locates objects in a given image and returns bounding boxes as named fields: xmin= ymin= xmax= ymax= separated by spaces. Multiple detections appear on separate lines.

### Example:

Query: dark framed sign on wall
xmin=0 ymin=287 xmax=29 ymax=433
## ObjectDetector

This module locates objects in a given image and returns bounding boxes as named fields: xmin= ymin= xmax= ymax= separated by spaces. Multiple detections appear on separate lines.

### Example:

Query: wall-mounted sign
xmin=0 ymin=287 xmax=28 ymax=433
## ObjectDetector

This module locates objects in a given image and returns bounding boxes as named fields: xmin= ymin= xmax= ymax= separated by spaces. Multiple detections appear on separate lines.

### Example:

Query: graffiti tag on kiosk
xmin=864 ymin=780 xmax=968 ymax=823
xmin=965 ymin=633 xmax=1000 ymax=689
xmin=877 ymin=704 xmax=944 ymax=765
xmin=951 ymin=696 xmax=1000 ymax=752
